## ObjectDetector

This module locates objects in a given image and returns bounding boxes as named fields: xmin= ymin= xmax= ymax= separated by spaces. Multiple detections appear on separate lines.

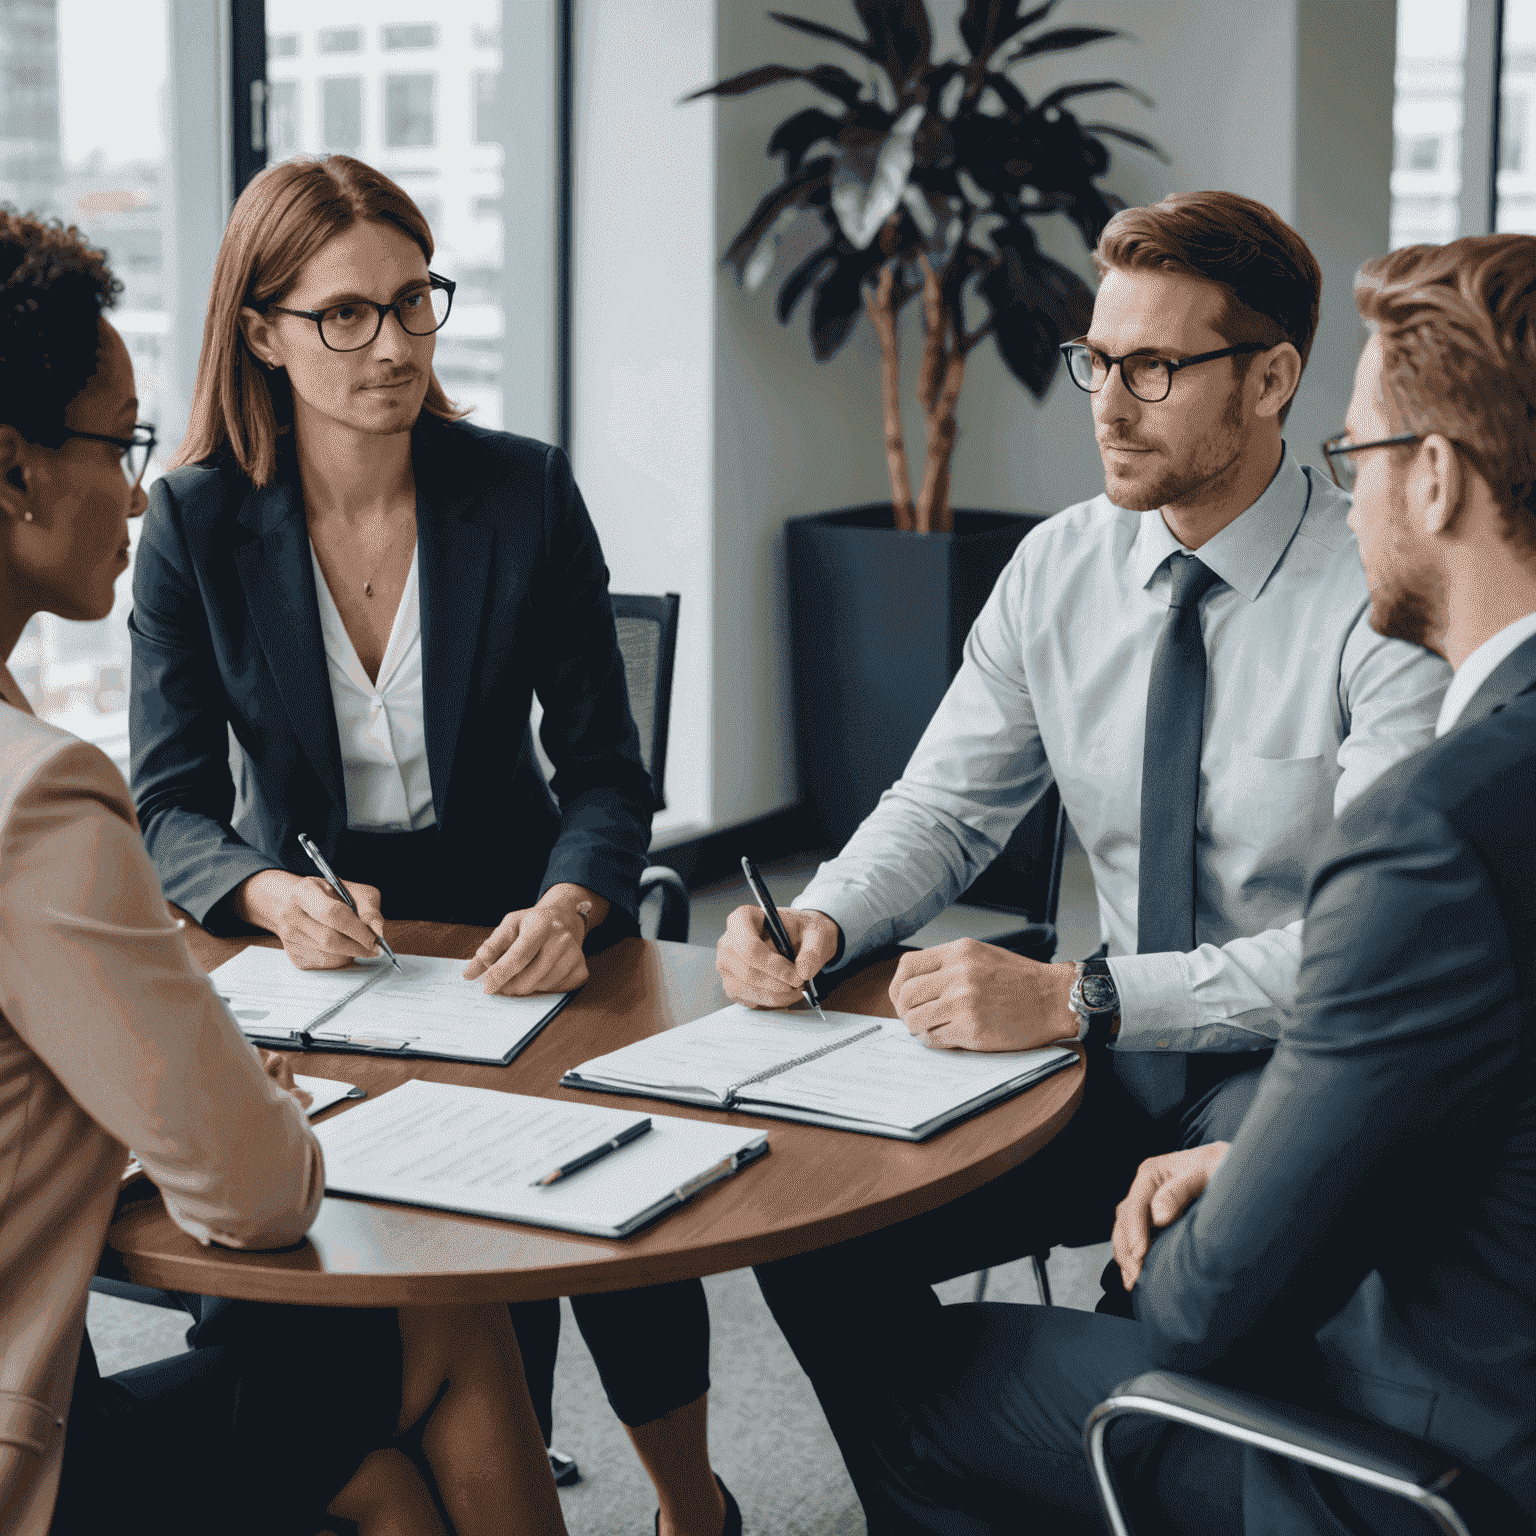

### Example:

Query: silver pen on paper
xmin=297 ymin=832 xmax=403 ymax=974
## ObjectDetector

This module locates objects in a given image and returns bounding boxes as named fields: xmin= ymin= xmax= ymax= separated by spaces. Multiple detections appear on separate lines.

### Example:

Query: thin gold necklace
xmin=359 ymin=512 xmax=415 ymax=598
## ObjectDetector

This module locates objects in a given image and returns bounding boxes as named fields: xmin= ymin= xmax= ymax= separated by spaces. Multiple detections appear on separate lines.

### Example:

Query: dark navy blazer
xmin=128 ymin=416 xmax=653 ymax=937
xmin=1134 ymin=632 xmax=1536 ymax=1517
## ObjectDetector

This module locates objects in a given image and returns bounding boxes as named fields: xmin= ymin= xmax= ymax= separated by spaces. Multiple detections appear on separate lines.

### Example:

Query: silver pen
xmin=296 ymin=832 xmax=403 ymax=974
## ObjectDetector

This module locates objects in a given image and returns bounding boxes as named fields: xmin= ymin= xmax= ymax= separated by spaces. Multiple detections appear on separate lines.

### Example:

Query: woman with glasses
xmin=0 ymin=209 xmax=566 ymax=1536
xmin=128 ymin=156 xmax=736 ymax=1536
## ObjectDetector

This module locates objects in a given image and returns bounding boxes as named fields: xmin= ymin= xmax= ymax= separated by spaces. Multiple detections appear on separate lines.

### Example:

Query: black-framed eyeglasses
xmin=64 ymin=422 xmax=157 ymax=487
xmin=1059 ymin=340 xmax=1268 ymax=403
xmin=263 ymin=272 xmax=456 ymax=353
xmin=1320 ymin=431 xmax=1420 ymax=492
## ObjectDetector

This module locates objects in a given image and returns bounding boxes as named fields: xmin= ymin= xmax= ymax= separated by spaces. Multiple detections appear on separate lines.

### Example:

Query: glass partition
xmin=1391 ymin=0 xmax=1469 ymax=248
xmin=264 ymin=0 xmax=507 ymax=426
xmin=1496 ymin=0 xmax=1536 ymax=233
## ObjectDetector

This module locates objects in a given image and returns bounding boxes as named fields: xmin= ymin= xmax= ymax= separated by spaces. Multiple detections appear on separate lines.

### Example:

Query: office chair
xmin=1085 ymin=1370 xmax=1509 ymax=1535
xmin=964 ymin=787 xmax=1069 ymax=1307
xmin=611 ymin=591 xmax=689 ymax=942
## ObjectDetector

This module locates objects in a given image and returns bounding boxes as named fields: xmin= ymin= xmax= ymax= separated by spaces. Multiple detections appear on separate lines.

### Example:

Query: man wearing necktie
xmin=715 ymin=191 xmax=1452 ymax=1531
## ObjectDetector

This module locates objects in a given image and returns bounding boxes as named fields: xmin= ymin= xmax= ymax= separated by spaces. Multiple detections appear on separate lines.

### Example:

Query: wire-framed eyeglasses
xmin=64 ymin=422 xmax=157 ymax=487
xmin=1320 ymin=431 xmax=1420 ymax=492
xmin=263 ymin=272 xmax=456 ymax=353
xmin=1059 ymin=340 xmax=1268 ymax=403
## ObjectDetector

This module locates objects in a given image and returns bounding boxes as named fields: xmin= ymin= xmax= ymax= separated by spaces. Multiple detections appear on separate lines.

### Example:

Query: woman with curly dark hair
xmin=0 ymin=209 xmax=566 ymax=1536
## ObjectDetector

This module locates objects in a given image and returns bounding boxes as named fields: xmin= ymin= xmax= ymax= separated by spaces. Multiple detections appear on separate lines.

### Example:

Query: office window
xmin=264 ymin=0 xmax=546 ymax=430
xmin=1 ymin=0 xmax=176 ymax=768
xmin=384 ymin=72 xmax=434 ymax=148
xmin=270 ymin=32 xmax=299 ymax=59
xmin=319 ymin=26 xmax=363 ymax=54
xmin=1496 ymin=3 xmax=1536 ymax=233
xmin=322 ymin=76 xmax=363 ymax=152
xmin=1397 ymin=132 xmax=1443 ymax=171
xmin=382 ymin=24 xmax=436 ymax=51
xmin=269 ymin=78 xmax=300 ymax=160
xmin=474 ymin=69 xmax=499 ymax=144
xmin=1391 ymin=0 xmax=1466 ymax=249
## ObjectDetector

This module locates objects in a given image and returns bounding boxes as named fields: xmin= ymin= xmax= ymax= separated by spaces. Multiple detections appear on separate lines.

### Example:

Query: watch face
xmin=1080 ymin=974 xmax=1117 ymax=1011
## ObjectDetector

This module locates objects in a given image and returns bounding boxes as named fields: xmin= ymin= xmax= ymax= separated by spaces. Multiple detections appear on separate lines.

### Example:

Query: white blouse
xmin=309 ymin=541 xmax=436 ymax=831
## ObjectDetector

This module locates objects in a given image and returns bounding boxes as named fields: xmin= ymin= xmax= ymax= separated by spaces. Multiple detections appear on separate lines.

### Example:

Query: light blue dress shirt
xmin=793 ymin=449 xmax=1452 ymax=1052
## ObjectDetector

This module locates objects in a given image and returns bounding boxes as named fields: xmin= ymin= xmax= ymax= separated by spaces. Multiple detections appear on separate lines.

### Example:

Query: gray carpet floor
xmin=88 ymin=833 xmax=1114 ymax=1534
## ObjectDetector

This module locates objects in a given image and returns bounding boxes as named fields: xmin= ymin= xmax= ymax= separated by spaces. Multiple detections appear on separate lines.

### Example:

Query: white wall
xmin=570 ymin=0 xmax=717 ymax=840
xmin=575 ymin=0 xmax=1397 ymax=842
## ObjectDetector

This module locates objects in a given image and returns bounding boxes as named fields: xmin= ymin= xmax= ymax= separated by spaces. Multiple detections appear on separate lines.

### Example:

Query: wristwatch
xmin=1068 ymin=957 xmax=1120 ymax=1043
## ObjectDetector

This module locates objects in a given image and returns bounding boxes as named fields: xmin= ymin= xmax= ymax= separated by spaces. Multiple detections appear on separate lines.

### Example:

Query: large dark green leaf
xmin=1081 ymin=122 xmax=1171 ymax=163
xmin=683 ymin=62 xmax=863 ymax=107
xmin=853 ymin=0 xmax=933 ymax=87
xmin=723 ymin=156 xmax=835 ymax=282
xmin=809 ymin=259 xmax=870 ymax=359
xmin=981 ymin=230 xmax=1095 ymax=396
xmin=1012 ymin=25 xmax=1124 ymax=61
xmin=769 ymin=108 xmax=848 ymax=174
xmin=775 ymin=240 xmax=839 ymax=323
xmin=1038 ymin=79 xmax=1155 ymax=112
xmin=769 ymin=11 xmax=875 ymax=62
xmin=959 ymin=1 xmax=1058 ymax=64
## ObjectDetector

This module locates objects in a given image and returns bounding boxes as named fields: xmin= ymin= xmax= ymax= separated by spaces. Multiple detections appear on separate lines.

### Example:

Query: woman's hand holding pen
xmin=463 ymin=883 xmax=606 ymax=996
xmin=716 ymin=905 xmax=841 ymax=1009
xmin=231 ymin=868 xmax=388 ymax=970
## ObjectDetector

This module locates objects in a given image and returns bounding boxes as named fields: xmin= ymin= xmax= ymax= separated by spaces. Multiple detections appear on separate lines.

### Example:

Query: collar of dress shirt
xmin=1435 ymin=608 xmax=1536 ymax=737
xmin=1126 ymin=445 xmax=1310 ymax=602
xmin=0 ymin=660 xmax=30 ymax=713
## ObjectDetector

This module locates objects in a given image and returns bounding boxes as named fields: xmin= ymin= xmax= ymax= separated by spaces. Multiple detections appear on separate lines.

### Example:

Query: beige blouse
xmin=0 ymin=663 xmax=324 ymax=1535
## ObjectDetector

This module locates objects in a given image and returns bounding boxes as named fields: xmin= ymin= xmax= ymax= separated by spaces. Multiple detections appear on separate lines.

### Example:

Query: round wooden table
xmin=103 ymin=920 xmax=1084 ymax=1306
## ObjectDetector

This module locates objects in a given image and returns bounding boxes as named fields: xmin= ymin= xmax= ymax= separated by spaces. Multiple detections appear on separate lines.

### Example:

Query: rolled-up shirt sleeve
xmin=0 ymin=740 xmax=322 ymax=1249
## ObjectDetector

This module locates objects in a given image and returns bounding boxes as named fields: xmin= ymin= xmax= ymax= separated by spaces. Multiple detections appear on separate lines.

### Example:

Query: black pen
xmin=530 ymin=1118 xmax=652 ymax=1187
xmin=297 ymin=832 xmax=404 ymax=974
xmin=740 ymin=856 xmax=827 ymax=1021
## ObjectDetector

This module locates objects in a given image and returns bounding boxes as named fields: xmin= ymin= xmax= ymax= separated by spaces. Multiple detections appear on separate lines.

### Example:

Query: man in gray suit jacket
xmin=859 ymin=234 xmax=1536 ymax=1533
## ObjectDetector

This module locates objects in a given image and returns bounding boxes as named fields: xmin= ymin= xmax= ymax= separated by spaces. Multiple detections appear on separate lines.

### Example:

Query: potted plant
xmin=690 ymin=0 xmax=1162 ymax=849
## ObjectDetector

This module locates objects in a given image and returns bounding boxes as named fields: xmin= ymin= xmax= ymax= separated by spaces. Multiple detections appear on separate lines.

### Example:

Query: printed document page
xmin=312 ymin=955 xmax=563 ymax=1059
xmin=210 ymin=949 xmax=566 ymax=1061
xmin=312 ymin=1080 xmax=769 ymax=1236
xmin=744 ymin=1021 xmax=1075 ymax=1131
xmin=211 ymin=947 xmax=385 ymax=1039
xmin=569 ymin=1006 xmax=880 ymax=1104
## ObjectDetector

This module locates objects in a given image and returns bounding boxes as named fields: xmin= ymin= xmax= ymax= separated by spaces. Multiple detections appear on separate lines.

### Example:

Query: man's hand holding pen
xmin=717 ymin=905 xmax=842 ymax=1010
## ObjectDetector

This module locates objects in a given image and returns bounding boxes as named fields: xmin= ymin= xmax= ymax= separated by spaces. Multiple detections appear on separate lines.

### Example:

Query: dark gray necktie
xmin=1118 ymin=552 xmax=1225 ymax=1118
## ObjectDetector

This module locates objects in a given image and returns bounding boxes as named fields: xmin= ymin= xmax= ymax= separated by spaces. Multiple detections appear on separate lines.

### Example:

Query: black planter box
xmin=786 ymin=504 xmax=1047 ymax=865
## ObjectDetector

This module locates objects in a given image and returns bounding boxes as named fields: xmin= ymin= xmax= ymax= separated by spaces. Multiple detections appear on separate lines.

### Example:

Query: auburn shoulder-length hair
xmin=173 ymin=155 xmax=464 ymax=486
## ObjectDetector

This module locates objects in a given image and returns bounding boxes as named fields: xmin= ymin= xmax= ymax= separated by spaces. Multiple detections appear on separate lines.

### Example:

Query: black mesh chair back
xmin=960 ymin=782 xmax=1069 ymax=963
xmin=611 ymin=592 xmax=680 ymax=811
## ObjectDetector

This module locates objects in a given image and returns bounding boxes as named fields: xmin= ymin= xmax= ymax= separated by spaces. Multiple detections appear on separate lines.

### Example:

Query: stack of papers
xmin=210 ymin=948 xmax=570 ymax=1065
xmin=312 ymin=1079 xmax=770 ymax=1237
xmin=562 ymin=1005 xmax=1078 ymax=1141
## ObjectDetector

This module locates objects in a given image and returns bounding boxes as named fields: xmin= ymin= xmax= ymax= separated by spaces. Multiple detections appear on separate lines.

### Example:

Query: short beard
xmin=1370 ymin=568 xmax=1445 ymax=650
xmin=364 ymin=409 xmax=420 ymax=438
xmin=1106 ymin=383 xmax=1246 ymax=512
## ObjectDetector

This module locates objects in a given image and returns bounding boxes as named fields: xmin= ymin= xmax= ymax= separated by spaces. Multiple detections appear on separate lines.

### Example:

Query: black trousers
xmin=51 ymin=1311 xmax=401 ymax=1536
xmin=269 ymin=826 xmax=705 ymax=1435
xmin=753 ymin=1040 xmax=1270 ymax=1534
